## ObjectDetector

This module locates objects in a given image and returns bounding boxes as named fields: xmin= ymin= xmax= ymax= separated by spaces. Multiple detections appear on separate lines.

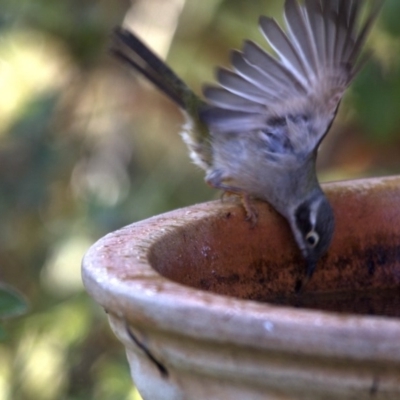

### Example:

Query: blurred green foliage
xmin=0 ymin=284 xmax=28 ymax=339
xmin=1 ymin=0 xmax=400 ymax=399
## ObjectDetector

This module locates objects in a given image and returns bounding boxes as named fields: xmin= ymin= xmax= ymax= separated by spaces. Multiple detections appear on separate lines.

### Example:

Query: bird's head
xmin=289 ymin=190 xmax=335 ymax=280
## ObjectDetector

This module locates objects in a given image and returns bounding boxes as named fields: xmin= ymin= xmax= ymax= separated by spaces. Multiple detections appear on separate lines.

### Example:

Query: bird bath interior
xmin=82 ymin=176 xmax=400 ymax=400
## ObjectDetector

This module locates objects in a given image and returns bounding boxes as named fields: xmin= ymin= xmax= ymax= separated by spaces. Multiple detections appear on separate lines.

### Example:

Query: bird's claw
xmin=241 ymin=194 xmax=258 ymax=228
xmin=220 ymin=191 xmax=258 ymax=227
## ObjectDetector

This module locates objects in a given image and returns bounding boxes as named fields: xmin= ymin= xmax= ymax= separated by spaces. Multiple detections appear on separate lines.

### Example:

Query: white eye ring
xmin=306 ymin=231 xmax=319 ymax=248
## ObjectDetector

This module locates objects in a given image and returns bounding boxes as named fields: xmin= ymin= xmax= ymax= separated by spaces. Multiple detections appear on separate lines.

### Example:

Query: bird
xmin=111 ymin=0 xmax=384 ymax=280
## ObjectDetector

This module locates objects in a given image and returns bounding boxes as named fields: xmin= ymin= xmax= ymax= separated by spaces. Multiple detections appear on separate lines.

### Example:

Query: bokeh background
xmin=1 ymin=0 xmax=400 ymax=399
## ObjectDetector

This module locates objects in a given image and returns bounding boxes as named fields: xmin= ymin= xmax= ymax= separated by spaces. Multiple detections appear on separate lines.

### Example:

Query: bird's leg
xmin=206 ymin=170 xmax=258 ymax=226
xmin=240 ymin=192 xmax=258 ymax=227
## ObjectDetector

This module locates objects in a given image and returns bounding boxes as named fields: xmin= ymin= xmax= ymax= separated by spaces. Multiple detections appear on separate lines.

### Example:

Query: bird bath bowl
xmin=82 ymin=176 xmax=400 ymax=400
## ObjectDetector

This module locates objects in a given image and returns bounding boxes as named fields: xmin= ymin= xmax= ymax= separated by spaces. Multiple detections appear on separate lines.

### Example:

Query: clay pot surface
xmin=82 ymin=176 xmax=400 ymax=400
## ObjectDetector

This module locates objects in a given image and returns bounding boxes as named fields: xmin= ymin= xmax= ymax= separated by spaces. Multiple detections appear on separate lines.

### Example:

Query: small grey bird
xmin=112 ymin=0 xmax=383 ymax=279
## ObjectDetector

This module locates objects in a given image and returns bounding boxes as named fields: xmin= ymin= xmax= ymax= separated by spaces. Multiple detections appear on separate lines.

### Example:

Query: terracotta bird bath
xmin=82 ymin=176 xmax=400 ymax=400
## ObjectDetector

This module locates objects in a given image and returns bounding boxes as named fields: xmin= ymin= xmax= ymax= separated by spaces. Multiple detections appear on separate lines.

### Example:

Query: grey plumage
xmin=203 ymin=0 xmax=384 ymax=146
xmin=112 ymin=0 xmax=383 ymax=281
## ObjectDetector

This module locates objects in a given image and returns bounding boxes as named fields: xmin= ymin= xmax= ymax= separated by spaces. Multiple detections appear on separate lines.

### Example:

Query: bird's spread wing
xmin=202 ymin=0 xmax=383 ymax=155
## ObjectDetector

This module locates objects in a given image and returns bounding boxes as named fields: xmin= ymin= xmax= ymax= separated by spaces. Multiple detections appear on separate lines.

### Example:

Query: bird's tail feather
xmin=112 ymin=28 xmax=194 ymax=109
xmin=111 ymin=27 xmax=213 ymax=170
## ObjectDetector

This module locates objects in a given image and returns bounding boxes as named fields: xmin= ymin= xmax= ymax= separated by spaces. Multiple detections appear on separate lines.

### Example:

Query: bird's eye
xmin=306 ymin=231 xmax=319 ymax=248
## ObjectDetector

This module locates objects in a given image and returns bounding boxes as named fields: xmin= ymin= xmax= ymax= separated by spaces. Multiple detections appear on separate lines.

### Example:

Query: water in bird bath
xmin=265 ymin=286 xmax=400 ymax=318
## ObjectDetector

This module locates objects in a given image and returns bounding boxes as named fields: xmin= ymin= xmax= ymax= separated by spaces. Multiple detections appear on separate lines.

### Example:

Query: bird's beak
xmin=305 ymin=259 xmax=317 ymax=279
xmin=296 ymin=259 xmax=317 ymax=294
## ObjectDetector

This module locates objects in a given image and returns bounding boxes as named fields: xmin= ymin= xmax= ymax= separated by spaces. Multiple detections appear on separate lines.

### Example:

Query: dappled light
xmin=1 ymin=0 xmax=400 ymax=399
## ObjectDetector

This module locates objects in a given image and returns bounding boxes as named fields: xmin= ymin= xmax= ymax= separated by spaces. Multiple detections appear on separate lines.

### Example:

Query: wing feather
xmin=259 ymin=16 xmax=309 ymax=84
xmin=201 ymin=108 xmax=266 ymax=133
xmin=348 ymin=0 xmax=385 ymax=65
xmin=242 ymin=41 xmax=308 ymax=94
xmin=304 ymin=0 xmax=325 ymax=67
xmin=203 ymin=86 xmax=266 ymax=113
xmin=284 ymin=0 xmax=319 ymax=77
xmin=230 ymin=50 xmax=291 ymax=98
xmin=202 ymin=0 xmax=383 ymax=153
xmin=217 ymin=67 xmax=278 ymax=103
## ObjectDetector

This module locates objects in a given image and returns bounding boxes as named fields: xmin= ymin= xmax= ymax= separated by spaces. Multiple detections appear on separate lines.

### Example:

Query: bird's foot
xmin=206 ymin=170 xmax=258 ymax=227
xmin=240 ymin=193 xmax=258 ymax=227
xmin=220 ymin=191 xmax=258 ymax=226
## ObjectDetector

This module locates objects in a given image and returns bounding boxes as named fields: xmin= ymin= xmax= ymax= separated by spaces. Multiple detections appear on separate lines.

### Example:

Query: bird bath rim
xmin=82 ymin=175 xmax=400 ymax=362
